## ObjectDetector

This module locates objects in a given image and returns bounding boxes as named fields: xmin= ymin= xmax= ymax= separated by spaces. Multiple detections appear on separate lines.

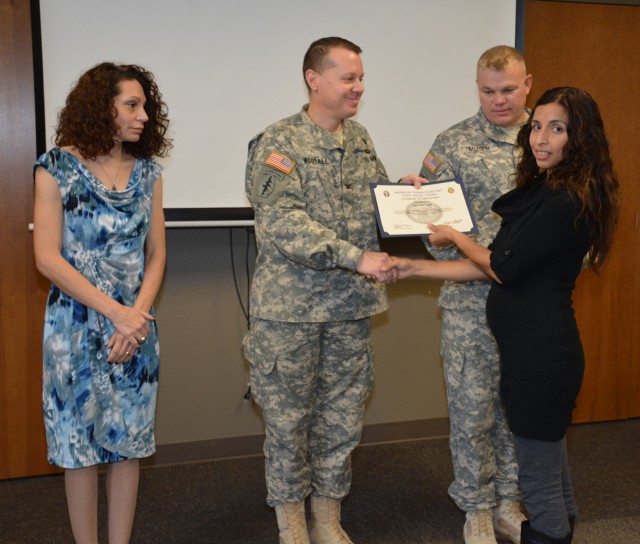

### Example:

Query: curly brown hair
xmin=516 ymin=87 xmax=619 ymax=270
xmin=55 ymin=62 xmax=172 ymax=159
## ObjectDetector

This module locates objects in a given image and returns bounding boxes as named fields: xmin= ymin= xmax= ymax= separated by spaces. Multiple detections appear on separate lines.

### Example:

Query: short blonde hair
xmin=477 ymin=45 xmax=525 ymax=71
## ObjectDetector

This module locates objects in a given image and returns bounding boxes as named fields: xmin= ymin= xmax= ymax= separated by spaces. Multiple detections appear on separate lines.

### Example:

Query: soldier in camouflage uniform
xmin=243 ymin=37 xmax=394 ymax=544
xmin=402 ymin=46 xmax=532 ymax=544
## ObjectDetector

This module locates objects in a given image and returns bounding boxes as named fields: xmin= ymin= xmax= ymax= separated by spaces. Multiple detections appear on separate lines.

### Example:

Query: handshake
xmin=356 ymin=251 xmax=415 ymax=283
xmin=355 ymin=223 xmax=460 ymax=283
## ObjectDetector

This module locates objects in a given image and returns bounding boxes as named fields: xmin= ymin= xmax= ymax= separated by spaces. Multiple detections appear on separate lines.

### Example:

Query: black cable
xmin=229 ymin=227 xmax=251 ymax=328
xmin=229 ymin=226 xmax=254 ymax=401
xmin=245 ymin=227 xmax=251 ymax=324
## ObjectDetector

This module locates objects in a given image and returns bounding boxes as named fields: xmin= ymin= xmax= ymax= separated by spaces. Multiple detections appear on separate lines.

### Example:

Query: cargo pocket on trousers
xmin=441 ymin=342 xmax=465 ymax=375
xmin=356 ymin=341 xmax=375 ymax=403
xmin=243 ymin=330 xmax=277 ymax=376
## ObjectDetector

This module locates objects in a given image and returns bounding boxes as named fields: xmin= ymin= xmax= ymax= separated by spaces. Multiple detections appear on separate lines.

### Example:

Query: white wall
xmin=39 ymin=0 xmax=517 ymax=211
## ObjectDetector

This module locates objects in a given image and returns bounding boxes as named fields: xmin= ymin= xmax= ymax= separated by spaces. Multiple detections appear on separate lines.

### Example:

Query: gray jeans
xmin=512 ymin=434 xmax=577 ymax=538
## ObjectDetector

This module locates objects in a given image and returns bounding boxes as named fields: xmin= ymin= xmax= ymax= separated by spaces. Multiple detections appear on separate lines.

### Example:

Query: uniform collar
xmin=301 ymin=105 xmax=350 ymax=150
xmin=477 ymin=107 xmax=531 ymax=145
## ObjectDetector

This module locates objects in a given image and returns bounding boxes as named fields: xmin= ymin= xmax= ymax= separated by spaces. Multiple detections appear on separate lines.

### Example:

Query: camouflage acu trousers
xmin=244 ymin=317 xmax=374 ymax=507
xmin=441 ymin=308 xmax=521 ymax=512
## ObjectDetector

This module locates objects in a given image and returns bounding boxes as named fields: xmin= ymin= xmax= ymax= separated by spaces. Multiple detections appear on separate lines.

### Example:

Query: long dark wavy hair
xmin=516 ymin=87 xmax=619 ymax=270
xmin=55 ymin=62 xmax=172 ymax=160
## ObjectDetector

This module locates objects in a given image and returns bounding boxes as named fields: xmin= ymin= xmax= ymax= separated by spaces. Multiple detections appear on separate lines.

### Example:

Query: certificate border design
xmin=369 ymin=178 xmax=479 ymax=238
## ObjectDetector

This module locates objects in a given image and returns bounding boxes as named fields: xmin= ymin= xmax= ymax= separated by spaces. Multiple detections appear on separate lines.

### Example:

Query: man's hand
xmin=356 ymin=251 xmax=398 ymax=283
xmin=398 ymin=174 xmax=428 ymax=189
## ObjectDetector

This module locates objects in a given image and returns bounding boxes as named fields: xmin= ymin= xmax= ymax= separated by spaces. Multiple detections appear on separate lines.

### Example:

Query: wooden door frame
xmin=0 ymin=0 xmax=57 ymax=479
xmin=522 ymin=0 xmax=639 ymax=422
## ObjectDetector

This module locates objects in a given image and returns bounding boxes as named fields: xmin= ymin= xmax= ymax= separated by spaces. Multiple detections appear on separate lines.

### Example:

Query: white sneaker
xmin=493 ymin=499 xmax=527 ymax=544
xmin=464 ymin=510 xmax=498 ymax=544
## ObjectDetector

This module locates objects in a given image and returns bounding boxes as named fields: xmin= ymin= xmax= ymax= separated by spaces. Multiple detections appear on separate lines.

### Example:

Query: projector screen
xmin=37 ymin=0 xmax=517 ymax=221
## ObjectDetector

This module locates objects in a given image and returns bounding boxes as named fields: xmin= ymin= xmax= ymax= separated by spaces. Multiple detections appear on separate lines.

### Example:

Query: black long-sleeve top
xmin=486 ymin=174 xmax=591 ymax=441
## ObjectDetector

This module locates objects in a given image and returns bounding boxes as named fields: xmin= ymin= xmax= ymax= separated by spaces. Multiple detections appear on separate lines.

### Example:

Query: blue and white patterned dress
xmin=35 ymin=147 xmax=161 ymax=468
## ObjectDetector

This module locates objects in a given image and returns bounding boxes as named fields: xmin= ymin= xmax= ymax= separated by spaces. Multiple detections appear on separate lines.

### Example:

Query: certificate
xmin=369 ymin=178 xmax=477 ymax=238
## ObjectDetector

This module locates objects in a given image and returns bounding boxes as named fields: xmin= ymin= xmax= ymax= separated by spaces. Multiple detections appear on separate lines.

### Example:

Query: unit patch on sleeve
xmin=265 ymin=151 xmax=295 ymax=174
xmin=422 ymin=152 xmax=442 ymax=174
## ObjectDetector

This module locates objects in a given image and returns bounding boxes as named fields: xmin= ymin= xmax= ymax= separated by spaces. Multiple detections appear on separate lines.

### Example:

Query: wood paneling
xmin=0 ymin=0 xmax=57 ymax=478
xmin=524 ymin=0 xmax=640 ymax=421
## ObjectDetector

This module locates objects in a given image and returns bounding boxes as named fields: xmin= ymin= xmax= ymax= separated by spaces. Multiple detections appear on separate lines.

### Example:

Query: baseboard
xmin=142 ymin=418 xmax=450 ymax=469
xmin=360 ymin=417 xmax=450 ymax=445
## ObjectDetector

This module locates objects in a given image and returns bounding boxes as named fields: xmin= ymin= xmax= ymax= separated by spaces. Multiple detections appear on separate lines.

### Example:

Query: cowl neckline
xmin=58 ymin=147 xmax=141 ymax=203
xmin=492 ymin=172 xmax=554 ymax=219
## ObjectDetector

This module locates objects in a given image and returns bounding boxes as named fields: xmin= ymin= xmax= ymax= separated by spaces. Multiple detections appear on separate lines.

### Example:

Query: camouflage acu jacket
xmin=418 ymin=107 xmax=530 ymax=311
xmin=246 ymin=107 xmax=389 ymax=322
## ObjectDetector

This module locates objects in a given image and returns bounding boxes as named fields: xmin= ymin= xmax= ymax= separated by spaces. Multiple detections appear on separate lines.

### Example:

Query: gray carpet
xmin=1 ymin=419 xmax=639 ymax=543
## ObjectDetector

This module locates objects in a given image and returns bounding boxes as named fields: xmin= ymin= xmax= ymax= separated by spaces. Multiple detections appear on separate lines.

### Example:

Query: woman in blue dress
xmin=385 ymin=87 xmax=619 ymax=543
xmin=33 ymin=62 xmax=171 ymax=543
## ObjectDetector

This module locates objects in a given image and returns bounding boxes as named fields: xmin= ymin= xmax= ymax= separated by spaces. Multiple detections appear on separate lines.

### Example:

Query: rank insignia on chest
xmin=422 ymin=152 xmax=442 ymax=174
xmin=265 ymin=151 xmax=295 ymax=174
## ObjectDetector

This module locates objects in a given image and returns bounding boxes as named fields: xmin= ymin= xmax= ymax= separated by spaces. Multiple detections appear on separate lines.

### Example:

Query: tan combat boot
xmin=464 ymin=510 xmax=498 ymax=544
xmin=308 ymin=496 xmax=354 ymax=544
xmin=275 ymin=502 xmax=311 ymax=544
xmin=493 ymin=499 xmax=527 ymax=544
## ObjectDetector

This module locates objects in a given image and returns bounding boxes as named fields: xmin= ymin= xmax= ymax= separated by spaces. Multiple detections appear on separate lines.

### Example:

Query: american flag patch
xmin=265 ymin=152 xmax=295 ymax=174
xmin=422 ymin=152 xmax=442 ymax=174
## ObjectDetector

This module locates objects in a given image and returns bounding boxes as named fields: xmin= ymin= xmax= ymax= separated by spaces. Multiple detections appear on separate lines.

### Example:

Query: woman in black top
xmin=387 ymin=87 xmax=619 ymax=544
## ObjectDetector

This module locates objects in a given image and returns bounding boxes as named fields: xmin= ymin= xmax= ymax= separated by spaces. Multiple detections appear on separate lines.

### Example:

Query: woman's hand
xmin=106 ymin=304 xmax=153 ymax=362
xmin=381 ymin=256 xmax=416 ymax=280
xmin=428 ymin=224 xmax=460 ymax=248
xmin=106 ymin=331 xmax=141 ymax=364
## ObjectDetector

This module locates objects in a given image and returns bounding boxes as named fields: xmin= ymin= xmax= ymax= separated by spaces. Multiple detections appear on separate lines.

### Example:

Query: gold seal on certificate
xmin=369 ymin=178 xmax=477 ymax=238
